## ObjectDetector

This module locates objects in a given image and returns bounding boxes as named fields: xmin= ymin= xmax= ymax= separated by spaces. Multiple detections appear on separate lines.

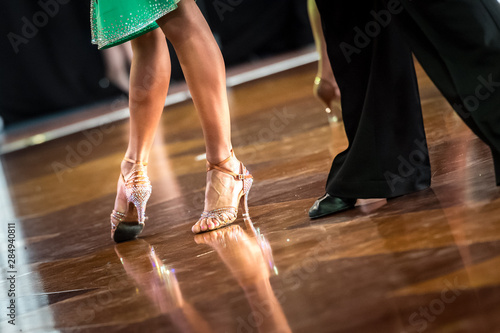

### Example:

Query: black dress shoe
xmin=308 ymin=193 xmax=357 ymax=219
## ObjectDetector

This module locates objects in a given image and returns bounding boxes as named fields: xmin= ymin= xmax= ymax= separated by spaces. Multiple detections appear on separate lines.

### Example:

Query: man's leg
xmin=310 ymin=0 xmax=432 ymax=218
xmin=393 ymin=0 xmax=500 ymax=184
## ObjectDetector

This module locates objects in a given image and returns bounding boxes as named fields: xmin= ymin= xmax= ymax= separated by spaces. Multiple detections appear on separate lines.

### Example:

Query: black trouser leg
xmin=393 ymin=0 xmax=500 ymax=184
xmin=315 ymin=0 xmax=431 ymax=198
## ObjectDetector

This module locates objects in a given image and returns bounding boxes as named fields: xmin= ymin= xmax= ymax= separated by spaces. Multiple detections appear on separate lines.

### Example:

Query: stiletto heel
xmin=313 ymin=76 xmax=342 ymax=123
xmin=110 ymin=157 xmax=152 ymax=243
xmin=241 ymin=193 xmax=251 ymax=221
xmin=192 ymin=149 xmax=253 ymax=234
xmin=134 ymin=203 xmax=147 ymax=225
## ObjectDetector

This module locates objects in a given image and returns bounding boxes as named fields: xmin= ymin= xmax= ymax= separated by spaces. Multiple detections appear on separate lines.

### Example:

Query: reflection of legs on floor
xmin=195 ymin=226 xmax=269 ymax=286
xmin=115 ymin=240 xmax=212 ymax=332
xmin=195 ymin=225 xmax=291 ymax=333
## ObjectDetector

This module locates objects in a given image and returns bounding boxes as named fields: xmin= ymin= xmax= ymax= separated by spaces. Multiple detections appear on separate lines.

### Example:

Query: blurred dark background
xmin=0 ymin=0 xmax=313 ymax=127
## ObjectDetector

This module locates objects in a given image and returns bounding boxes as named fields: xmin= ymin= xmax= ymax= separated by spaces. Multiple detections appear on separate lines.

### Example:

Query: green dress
xmin=91 ymin=0 xmax=181 ymax=49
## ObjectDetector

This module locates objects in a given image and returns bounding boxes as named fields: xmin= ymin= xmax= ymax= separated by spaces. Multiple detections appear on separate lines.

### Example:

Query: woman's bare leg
xmin=157 ymin=0 xmax=244 ymax=232
xmin=114 ymin=29 xmax=171 ymax=214
xmin=157 ymin=1 xmax=232 ymax=163
xmin=308 ymin=0 xmax=336 ymax=86
xmin=308 ymin=0 xmax=342 ymax=121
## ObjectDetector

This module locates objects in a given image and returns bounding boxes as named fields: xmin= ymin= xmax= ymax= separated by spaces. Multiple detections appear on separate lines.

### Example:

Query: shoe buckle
xmin=237 ymin=174 xmax=245 ymax=180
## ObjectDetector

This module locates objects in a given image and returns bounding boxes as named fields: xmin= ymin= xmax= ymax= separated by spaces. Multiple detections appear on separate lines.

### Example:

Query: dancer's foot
xmin=313 ymin=77 xmax=342 ymax=123
xmin=110 ymin=158 xmax=152 ymax=242
xmin=308 ymin=193 xmax=356 ymax=219
xmin=191 ymin=150 xmax=253 ymax=233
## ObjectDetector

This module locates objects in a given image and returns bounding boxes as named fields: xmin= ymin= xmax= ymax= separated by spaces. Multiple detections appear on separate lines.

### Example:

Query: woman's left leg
xmin=157 ymin=0 xmax=251 ymax=233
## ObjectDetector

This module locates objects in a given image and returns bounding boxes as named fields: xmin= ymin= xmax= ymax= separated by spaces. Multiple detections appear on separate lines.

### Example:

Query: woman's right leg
xmin=113 ymin=29 xmax=171 ymax=216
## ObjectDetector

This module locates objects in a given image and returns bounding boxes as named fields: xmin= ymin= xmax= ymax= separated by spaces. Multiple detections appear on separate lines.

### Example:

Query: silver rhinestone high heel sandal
xmin=192 ymin=150 xmax=253 ymax=234
xmin=110 ymin=157 xmax=152 ymax=243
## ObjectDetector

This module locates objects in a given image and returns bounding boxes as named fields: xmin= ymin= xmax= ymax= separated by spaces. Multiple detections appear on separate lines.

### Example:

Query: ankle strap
xmin=207 ymin=149 xmax=252 ymax=180
xmin=206 ymin=149 xmax=234 ymax=170
xmin=123 ymin=157 xmax=148 ymax=166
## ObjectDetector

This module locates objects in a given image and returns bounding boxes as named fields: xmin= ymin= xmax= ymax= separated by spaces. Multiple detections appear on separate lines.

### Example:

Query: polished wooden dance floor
xmin=1 ymin=62 xmax=500 ymax=333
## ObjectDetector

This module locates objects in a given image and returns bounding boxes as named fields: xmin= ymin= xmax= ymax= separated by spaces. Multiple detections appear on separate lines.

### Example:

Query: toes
xmin=218 ymin=217 xmax=228 ymax=228
xmin=193 ymin=213 xmax=238 ymax=234
xmin=199 ymin=218 xmax=208 ymax=232
xmin=207 ymin=221 xmax=214 ymax=230
xmin=207 ymin=218 xmax=217 ymax=230
xmin=192 ymin=218 xmax=209 ymax=234
xmin=221 ymin=212 xmax=234 ymax=224
xmin=210 ymin=217 xmax=226 ymax=230
xmin=191 ymin=222 xmax=201 ymax=234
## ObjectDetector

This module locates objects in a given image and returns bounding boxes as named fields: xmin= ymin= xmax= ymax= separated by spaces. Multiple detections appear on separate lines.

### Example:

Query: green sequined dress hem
xmin=91 ymin=0 xmax=181 ymax=50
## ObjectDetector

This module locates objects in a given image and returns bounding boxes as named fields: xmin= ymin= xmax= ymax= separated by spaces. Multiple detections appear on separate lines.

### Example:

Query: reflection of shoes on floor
xmin=308 ymin=193 xmax=356 ymax=219
xmin=194 ymin=225 xmax=270 ymax=286
xmin=244 ymin=219 xmax=277 ymax=274
xmin=194 ymin=226 xmax=290 ymax=332
xmin=313 ymin=77 xmax=342 ymax=123
xmin=114 ymin=240 xmax=184 ymax=312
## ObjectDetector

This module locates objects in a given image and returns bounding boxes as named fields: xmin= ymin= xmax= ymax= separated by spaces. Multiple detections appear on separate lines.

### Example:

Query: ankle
xmin=206 ymin=148 xmax=234 ymax=165
xmin=120 ymin=160 xmax=133 ymax=177
xmin=120 ymin=158 xmax=147 ymax=177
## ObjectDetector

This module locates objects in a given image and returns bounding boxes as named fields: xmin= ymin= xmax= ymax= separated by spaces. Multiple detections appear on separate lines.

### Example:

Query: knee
xmin=160 ymin=19 xmax=194 ymax=46
xmin=157 ymin=3 xmax=199 ymax=46
xmin=131 ymin=29 xmax=166 ymax=54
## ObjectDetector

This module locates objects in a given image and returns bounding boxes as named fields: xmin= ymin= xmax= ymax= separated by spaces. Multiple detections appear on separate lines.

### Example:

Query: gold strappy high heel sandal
xmin=110 ymin=157 xmax=152 ymax=243
xmin=313 ymin=76 xmax=342 ymax=123
xmin=192 ymin=150 xmax=253 ymax=234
